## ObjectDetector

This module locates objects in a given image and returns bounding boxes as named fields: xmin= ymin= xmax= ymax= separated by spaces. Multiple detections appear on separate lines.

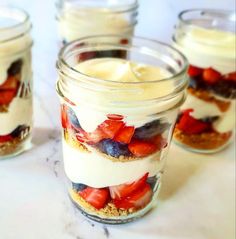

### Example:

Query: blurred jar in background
xmin=173 ymin=9 xmax=236 ymax=153
xmin=0 ymin=7 xmax=33 ymax=159
xmin=56 ymin=0 xmax=138 ymax=45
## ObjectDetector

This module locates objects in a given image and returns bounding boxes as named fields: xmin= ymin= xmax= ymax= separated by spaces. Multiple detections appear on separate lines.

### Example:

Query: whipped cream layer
xmin=175 ymin=26 xmax=235 ymax=73
xmin=63 ymin=58 xmax=181 ymax=132
xmin=182 ymin=93 xmax=235 ymax=133
xmin=58 ymin=8 xmax=133 ymax=42
xmin=63 ymin=140 xmax=165 ymax=188
xmin=0 ymin=97 xmax=32 ymax=135
xmin=0 ymin=34 xmax=32 ymax=85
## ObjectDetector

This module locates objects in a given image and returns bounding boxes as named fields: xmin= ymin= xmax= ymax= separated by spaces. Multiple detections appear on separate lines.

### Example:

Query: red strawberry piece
xmin=187 ymin=65 xmax=203 ymax=77
xmin=107 ymin=114 xmax=124 ymax=121
xmin=61 ymin=104 xmax=68 ymax=128
xmin=0 ymin=76 xmax=19 ymax=90
xmin=109 ymin=173 xmax=148 ymax=200
xmin=203 ymin=68 xmax=221 ymax=84
xmin=0 ymin=89 xmax=17 ymax=105
xmin=98 ymin=120 xmax=125 ymax=139
xmin=76 ymin=127 xmax=107 ymax=144
xmin=223 ymin=72 xmax=236 ymax=82
xmin=0 ymin=135 xmax=13 ymax=143
xmin=114 ymin=126 xmax=135 ymax=144
xmin=128 ymin=139 xmax=158 ymax=157
xmin=120 ymin=39 xmax=129 ymax=45
xmin=113 ymin=183 xmax=152 ymax=210
xmin=177 ymin=109 xmax=210 ymax=134
xmin=79 ymin=187 xmax=110 ymax=210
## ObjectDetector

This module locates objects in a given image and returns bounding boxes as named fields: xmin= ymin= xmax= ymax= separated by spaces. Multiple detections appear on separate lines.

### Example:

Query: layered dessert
xmin=174 ymin=26 xmax=236 ymax=152
xmin=60 ymin=58 xmax=179 ymax=222
xmin=0 ymin=26 xmax=32 ymax=157
xmin=56 ymin=2 xmax=137 ymax=45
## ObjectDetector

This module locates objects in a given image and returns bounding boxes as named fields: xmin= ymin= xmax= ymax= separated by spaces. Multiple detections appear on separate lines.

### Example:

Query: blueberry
xmin=7 ymin=59 xmax=23 ymax=76
xmin=11 ymin=125 xmax=30 ymax=138
xmin=67 ymin=107 xmax=81 ymax=129
xmin=62 ymin=39 xmax=67 ymax=45
xmin=210 ymin=80 xmax=236 ymax=99
xmin=133 ymin=120 xmax=170 ymax=140
xmin=97 ymin=139 xmax=131 ymax=158
xmin=72 ymin=183 xmax=87 ymax=192
xmin=200 ymin=116 xmax=219 ymax=123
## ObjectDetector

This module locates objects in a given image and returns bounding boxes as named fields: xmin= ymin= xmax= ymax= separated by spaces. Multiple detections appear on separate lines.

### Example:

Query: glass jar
xmin=173 ymin=9 xmax=236 ymax=153
xmin=56 ymin=0 xmax=138 ymax=45
xmin=0 ymin=7 xmax=33 ymax=159
xmin=56 ymin=36 xmax=187 ymax=224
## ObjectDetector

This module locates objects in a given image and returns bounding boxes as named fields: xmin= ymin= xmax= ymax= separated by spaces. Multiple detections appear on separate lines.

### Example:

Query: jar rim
xmin=178 ymin=8 xmax=235 ymax=32
xmin=57 ymin=35 xmax=188 ymax=86
xmin=56 ymin=35 xmax=188 ymax=107
xmin=56 ymin=0 xmax=139 ymax=14
xmin=0 ymin=6 xmax=31 ymax=43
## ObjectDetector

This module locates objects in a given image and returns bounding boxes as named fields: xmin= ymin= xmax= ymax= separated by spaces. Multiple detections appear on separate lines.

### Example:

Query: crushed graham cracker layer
xmin=69 ymin=189 xmax=137 ymax=218
xmin=188 ymin=88 xmax=231 ymax=112
xmin=174 ymin=128 xmax=232 ymax=150
xmin=0 ymin=136 xmax=29 ymax=157
xmin=0 ymin=105 xmax=8 ymax=113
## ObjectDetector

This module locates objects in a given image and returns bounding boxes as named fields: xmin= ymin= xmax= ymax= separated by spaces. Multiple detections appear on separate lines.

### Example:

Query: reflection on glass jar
xmin=0 ymin=7 xmax=33 ymax=159
xmin=56 ymin=36 xmax=187 ymax=224
xmin=173 ymin=9 xmax=236 ymax=153
xmin=56 ymin=0 xmax=138 ymax=45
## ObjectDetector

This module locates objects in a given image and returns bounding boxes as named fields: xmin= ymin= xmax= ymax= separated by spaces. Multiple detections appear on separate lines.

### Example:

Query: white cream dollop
xmin=58 ymin=8 xmax=133 ymax=42
xmin=63 ymin=140 xmax=165 ymax=187
xmin=66 ymin=58 xmax=179 ymax=132
xmin=0 ymin=97 xmax=32 ymax=135
xmin=175 ymin=26 xmax=236 ymax=74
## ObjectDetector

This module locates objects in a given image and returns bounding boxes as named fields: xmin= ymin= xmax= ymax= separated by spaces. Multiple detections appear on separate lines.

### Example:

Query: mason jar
xmin=56 ymin=0 xmax=138 ymax=45
xmin=0 ymin=7 xmax=33 ymax=159
xmin=56 ymin=36 xmax=188 ymax=224
xmin=173 ymin=9 xmax=236 ymax=153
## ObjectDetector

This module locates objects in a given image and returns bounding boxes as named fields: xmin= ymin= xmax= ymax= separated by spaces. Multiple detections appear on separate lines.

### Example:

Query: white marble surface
xmin=0 ymin=0 xmax=235 ymax=239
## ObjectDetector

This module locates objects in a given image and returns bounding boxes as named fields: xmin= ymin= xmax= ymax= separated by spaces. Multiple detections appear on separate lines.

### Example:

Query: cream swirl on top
xmin=65 ymin=58 xmax=180 ymax=132
xmin=58 ymin=8 xmax=132 ymax=42
xmin=175 ymin=26 xmax=235 ymax=74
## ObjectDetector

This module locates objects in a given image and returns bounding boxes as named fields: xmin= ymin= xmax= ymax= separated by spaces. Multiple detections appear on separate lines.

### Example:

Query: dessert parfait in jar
xmin=173 ymin=9 xmax=236 ymax=153
xmin=56 ymin=36 xmax=188 ymax=223
xmin=56 ymin=0 xmax=138 ymax=45
xmin=0 ymin=7 xmax=33 ymax=158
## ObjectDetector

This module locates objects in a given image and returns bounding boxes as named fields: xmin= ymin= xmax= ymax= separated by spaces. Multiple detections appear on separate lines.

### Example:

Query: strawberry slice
xmin=76 ymin=127 xmax=107 ymax=144
xmin=120 ymin=39 xmax=129 ymax=45
xmin=79 ymin=187 xmax=110 ymax=210
xmin=61 ymin=104 xmax=68 ymax=128
xmin=0 ymin=135 xmax=13 ymax=143
xmin=0 ymin=90 xmax=17 ymax=105
xmin=113 ymin=183 xmax=152 ymax=210
xmin=203 ymin=68 xmax=221 ymax=84
xmin=0 ymin=75 xmax=19 ymax=90
xmin=114 ymin=126 xmax=135 ymax=144
xmin=107 ymin=114 xmax=124 ymax=121
xmin=223 ymin=72 xmax=236 ymax=82
xmin=109 ymin=173 xmax=148 ymax=200
xmin=187 ymin=65 xmax=203 ymax=77
xmin=98 ymin=120 xmax=125 ymax=139
xmin=128 ymin=139 xmax=158 ymax=157
xmin=177 ymin=109 xmax=210 ymax=134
